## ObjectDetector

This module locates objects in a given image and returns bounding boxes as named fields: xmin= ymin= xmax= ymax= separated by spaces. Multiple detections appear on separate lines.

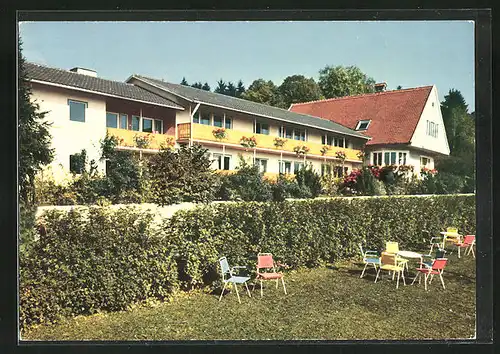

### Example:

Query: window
xmin=225 ymin=117 xmax=232 ymax=129
xmin=131 ymin=116 xmax=140 ymax=131
xmin=255 ymin=122 xmax=270 ymax=135
xmin=142 ymin=118 xmax=153 ymax=133
xmin=255 ymin=158 xmax=268 ymax=173
xmin=426 ymin=120 xmax=438 ymax=138
xmin=213 ymin=154 xmax=231 ymax=170
xmin=200 ymin=112 xmax=210 ymax=125
xmin=398 ymin=152 xmax=407 ymax=165
xmin=106 ymin=112 xmax=118 ymax=128
xmin=120 ymin=114 xmax=128 ymax=129
xmin=213 ymin=115 xmax=223 ymax=127
xmin=322 ymin=134 xmax=344 ymax=147
xmin=294 ymin=129 xmax=306 ymax=141
xmin=68 ymin=99 xmax=87 ymax=122
xmin=355 ymin=120 xmax=370 ymax=131
xmin=193 ymin=111 xmax=200 ymax=124
xmin=69 ymin=154 xmax=85 ymax=174
xmin=373 ymin=152 xmax=383 ymax=166
xmin=384 ymin=152 xmax=396 ymax=165
xmin=279 ymin=160 xmax=292 ymax=174
xmin=293 ymin=162 xmax=304 ymax=174
xmin=421 ymin=156 xmax=431 ymax=167
xmin=321 ymin=164 xmax=331 ymax=176
xmin=280 ymin=126 xmax=293 ymax=139
xmin=154 ymin=119 xmax=163 ymax=134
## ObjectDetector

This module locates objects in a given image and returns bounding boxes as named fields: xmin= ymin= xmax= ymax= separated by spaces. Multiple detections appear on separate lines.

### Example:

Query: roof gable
xmin=289 ymin=86 xmax=433 ymax=145
xmin=24 ymin=62 xmax=184 ymax=110
xmin=129 ymin=75 xmax=370 ymax=140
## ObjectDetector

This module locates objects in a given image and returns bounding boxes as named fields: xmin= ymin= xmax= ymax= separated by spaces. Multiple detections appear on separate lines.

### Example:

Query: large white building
xmin=289 ymin=83 xmax=450 ymax=172
xmin=26 ymin=62 xmax=370 ymax=182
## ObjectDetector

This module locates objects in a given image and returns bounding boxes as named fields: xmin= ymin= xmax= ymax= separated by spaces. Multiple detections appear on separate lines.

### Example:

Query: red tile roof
xmin=289 ymin=86 xmax=434 ymax=146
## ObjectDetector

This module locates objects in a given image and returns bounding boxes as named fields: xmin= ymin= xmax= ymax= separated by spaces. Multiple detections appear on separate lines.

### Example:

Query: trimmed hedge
xmin=20 ymin=194 xmax=475 ymax=330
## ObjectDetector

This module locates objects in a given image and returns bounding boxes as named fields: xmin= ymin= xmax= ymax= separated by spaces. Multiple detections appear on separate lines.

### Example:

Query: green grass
xmin=21 ymin=251 xmax=476 ymax=341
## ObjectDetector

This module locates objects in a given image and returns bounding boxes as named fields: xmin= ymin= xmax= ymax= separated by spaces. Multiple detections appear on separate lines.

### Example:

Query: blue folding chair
xmin=359 ymin=244 xmax=381 ymax=278
xmin=218 ymin=256 xmax=252 ymax=303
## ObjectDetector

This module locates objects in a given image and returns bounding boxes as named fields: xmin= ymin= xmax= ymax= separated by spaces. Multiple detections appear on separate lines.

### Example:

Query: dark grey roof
xmin=24 ymin=62 xmax=184 ymax=110
xmin=131 ymin=75 xmax=370 ymax=139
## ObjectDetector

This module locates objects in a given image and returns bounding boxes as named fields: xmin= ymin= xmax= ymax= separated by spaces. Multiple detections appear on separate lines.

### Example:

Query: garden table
xmin=396 ymin=251 xmax=424 ymax=275
xmin=439 ymin=231 xmax=462 ymax=249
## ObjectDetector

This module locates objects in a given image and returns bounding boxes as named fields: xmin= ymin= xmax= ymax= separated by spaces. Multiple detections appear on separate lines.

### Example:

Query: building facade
xmin=289 ymin=85 xmax=450 ymax=173
xmin=26 ymin=63 xmax=370 ymax=182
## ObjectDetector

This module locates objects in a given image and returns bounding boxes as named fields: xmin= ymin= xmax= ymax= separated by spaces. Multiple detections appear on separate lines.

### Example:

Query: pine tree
xmin=18 ymin=40 xmax=54 ymax=207
xmin=226 ymin=82 xmax=237 ymax=97
xmin=202 ymin=82 xmax=211 ymax=91
xmin=215 ymin=79 xmax=227 ymax=94
xmin=236 ymin=80 xmax=246 ymax=97
xmin=191 ymin=82 xmax=203 ymax=89
xmin=396 ymin=85 xmax=402 ymax=90
xmin=180 ymin=77 xmax=189 ymax=86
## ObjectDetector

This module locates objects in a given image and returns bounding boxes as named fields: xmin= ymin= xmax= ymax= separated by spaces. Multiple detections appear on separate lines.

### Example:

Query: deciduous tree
xmin=278 ymin=75 xmax=323 ymax=107
xmin=318 ymin=65 xmax=376 ymax=99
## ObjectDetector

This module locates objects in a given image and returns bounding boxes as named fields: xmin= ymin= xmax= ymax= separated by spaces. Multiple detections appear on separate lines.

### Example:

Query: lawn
xmin=21 ymin=250 xmax=476 ymax=341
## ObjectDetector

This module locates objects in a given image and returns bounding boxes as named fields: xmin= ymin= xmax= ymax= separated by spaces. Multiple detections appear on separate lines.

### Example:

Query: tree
xmin=278 ymin=75 xmax=323 ymax=108
xmin=191 ymin=82 xmax=203 ymax=89
xmin=440 ymin=89 xmax=472 ymax=156
xmin=180 ymin=77 xmax=189 ymax=86
xmin=18 ymin=40 xmax=54 ymax=207
xmin=236 ymin=80 xmax=246 ymax=97
xmin=202 ymin=82 xmax=211 ymax=91
xmin=226 ymin=82 xmax=237 ymax=97
xmin=215 ymin=79 xmax=227 ymax=94
xmin=318 ymin=65 xmax=376 ymax=99
xmin=241 ymin=79 xmax=285 ymax=108
xmin=396 ymin=85 xmax=402 ymax=90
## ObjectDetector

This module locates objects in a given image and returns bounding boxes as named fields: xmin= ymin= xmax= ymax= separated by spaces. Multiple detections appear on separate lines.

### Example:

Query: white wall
xmin=31 ymin=83 xmax=107 ymax=181
xmin=409 ymin=86 xmax=450 ymax=155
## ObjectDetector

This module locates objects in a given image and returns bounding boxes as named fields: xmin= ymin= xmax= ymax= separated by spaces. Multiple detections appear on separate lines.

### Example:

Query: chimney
xmin=69 ymin=67 xmax=97 ymax=77
xmin=374 ymin=82 xmax=387 ymax=92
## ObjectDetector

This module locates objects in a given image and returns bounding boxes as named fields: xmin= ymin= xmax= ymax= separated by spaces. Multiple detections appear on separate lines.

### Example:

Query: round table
xmin=396 ymin=251 xmax=424 ymax=274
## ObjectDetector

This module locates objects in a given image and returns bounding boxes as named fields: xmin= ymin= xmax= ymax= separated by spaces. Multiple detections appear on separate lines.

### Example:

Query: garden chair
xmin=374 ymin=252 xmax=406 ymax=289
xmin=358 ymin=244 xmax=381 ymax=278
xmin=411 ymin=258 xmax=448 ymax=291
xmin=385 ymin=241 xmax=409 ymax=272
xmin=422 ymin=248 xmax=447 ymax=269
xmin=254 ymin=253 xmax=286 ymax=297
xmin=218 ymin=256 xmax=252 ymax=304
xmin=423 ymin=229 xmax=443 ymax=254
xmin=455 ymin=235 xmax=476 ymax=258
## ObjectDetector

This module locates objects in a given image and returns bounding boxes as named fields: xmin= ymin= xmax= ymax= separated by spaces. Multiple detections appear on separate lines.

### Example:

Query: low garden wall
xmin=21 ymin=194 xmax=475 ymax=330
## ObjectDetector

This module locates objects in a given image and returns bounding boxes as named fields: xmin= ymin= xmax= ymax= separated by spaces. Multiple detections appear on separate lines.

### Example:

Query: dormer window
xmin=355 ymin=120 xmax=371 ymax=131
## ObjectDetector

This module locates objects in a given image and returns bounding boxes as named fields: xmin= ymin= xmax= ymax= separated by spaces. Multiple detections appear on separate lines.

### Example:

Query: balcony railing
xmin=178 ymin=123 xmax=363 ymax=161
xmin=107 ymin=128 xmax=175 ymax=150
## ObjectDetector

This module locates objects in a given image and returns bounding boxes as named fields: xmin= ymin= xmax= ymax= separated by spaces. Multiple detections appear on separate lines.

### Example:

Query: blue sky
xmin=19 ymin=21 xmax=475 ymax=111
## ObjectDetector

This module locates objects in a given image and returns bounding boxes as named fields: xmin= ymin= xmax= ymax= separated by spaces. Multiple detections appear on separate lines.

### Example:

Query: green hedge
xmin=20 ymin=207 xmax=179 ymax=329
xmin=20 ymin=194 xmax=475 ymax=330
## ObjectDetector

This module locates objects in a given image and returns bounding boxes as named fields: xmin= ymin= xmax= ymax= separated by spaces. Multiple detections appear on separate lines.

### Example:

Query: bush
xmin=20 ymin=194 xmax=475 ymax=329
xmin=148 ymin=144 xmax=218 ymax=205
xmin=20 ymin=207 xmax=179 ymax=329
xmin=295 ymin=163 xmax=322 ymax=198
xmin=165 ymin=194 xmax=475 ymax=287
xmin=216 ymin=155 xmax=272 ymax=202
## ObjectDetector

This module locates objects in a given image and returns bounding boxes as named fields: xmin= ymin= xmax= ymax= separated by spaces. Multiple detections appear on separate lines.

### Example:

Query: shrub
xmin=148 ymin=144 xmax=218 ymax=205
xmin=217 ymin=155 xmax=272 ymax=202
xmin=270 ymin=174 xmax=310 ymax=201
xmin=166 ymin=194 xmax=475 ymax=287
xmin=20 ymin=194 xmax=474 ymax=329
xmin=19 ymin=207 xmax=179 ymax=329
xmin=295 ymin=163 xmax=322 ymax=198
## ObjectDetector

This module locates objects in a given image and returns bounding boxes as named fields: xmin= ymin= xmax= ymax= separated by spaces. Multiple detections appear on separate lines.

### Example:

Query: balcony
xmin=107 ymin=128 xmax=175 ymax=150
xmin=177 ymin=123 xmax=363 ymax=162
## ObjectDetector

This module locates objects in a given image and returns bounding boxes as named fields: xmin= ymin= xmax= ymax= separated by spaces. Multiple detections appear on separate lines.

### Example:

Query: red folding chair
xmin=254 ymin=253 xmax=287 ymax=297
xmin=411 ymin=258 xmax=448 ymax=291
xmin=455 ymin=235 xmax=475 ymax=258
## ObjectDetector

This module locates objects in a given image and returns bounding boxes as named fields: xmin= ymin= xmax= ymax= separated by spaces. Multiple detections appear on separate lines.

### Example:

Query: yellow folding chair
xmin=374 ymin=252 xmax=406 ymax=289
xmin=385 ymin=241 xmax=409 ymax=272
